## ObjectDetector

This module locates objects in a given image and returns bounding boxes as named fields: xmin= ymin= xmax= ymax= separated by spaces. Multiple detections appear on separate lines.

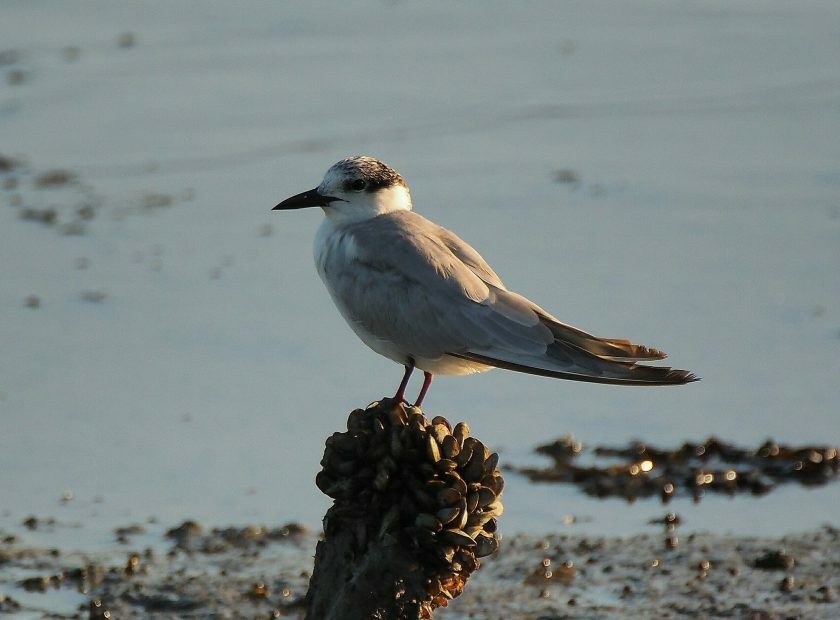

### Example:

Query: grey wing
xmin=453 ymin=285 xmax=697 ymax=386
xmin=433 ymin=221 xmax=506 ymax=290
xmin=343 ymin=212 xmax=697 ymax=385
xmin=427 ymin=214 xmax=684 ymax=364
xmin=334 ymin=212 xmax=554 ymax=359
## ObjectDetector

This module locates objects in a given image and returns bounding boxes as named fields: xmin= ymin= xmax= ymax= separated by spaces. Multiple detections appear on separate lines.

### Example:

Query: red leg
xmin=394 ymin=362 xmax=414 ymax=403
xmin=414 ymin=372 xmax=434 ymax=408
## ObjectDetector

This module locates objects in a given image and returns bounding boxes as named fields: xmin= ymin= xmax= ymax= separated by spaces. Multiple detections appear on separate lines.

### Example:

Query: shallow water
xmin=2 ymin=0 xmax=839 ymax=555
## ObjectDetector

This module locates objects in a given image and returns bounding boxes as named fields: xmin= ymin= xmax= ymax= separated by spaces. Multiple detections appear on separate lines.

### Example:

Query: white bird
xmin=273 ymin=156 xmax=697 ymax=407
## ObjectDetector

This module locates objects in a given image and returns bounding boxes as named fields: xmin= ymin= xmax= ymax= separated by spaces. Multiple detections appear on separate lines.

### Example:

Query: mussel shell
xmin=440 ymin=528 xmax=476 ymax=547
xmin=431 ymin=416 xmax=452 ymax=432
xmin=441 ymin=435 xmax=460 ymax=459
xmin=477 ymin=485 xmax=496 ymax=508
xmin=425 ymin=435 xmax=441 ymax=463
xmin=466 ymin=492 xmax=479 ymax=514
xmin=454 ymin=497 xmax=469 ymax=530
xmin=447 ymin=475 xmax=468 ymax=496
xmin=315 ymin=471 xmax=335 ymax=494
xmin=485 ymin=500 xmax=504 ymax=517
xmin=347 ymin=409 xmax=367 ymax=433
xmin=415 ymin=513 xmax=443 ymax=532
xmin=438 ymin=487 xmax=461 ymax=507
xmin=435 ymin=458 xmax=458 ymax=473
xmin=373 ymin=468 xmax=390 ymax=492
xmin=455 ymin=443 xmax=473 ymax=468
xmin=453 ymin=422 xmax=470 ymax=444
xmin=436 ymin=505 xmax=460 ymax=525
xmin=431 ymin=423 xmax=451 ymax=446
xmin=464 ymin=449 xmax=486 ymax=482
xmin=474 ymin=533 xmax=499 ymax=558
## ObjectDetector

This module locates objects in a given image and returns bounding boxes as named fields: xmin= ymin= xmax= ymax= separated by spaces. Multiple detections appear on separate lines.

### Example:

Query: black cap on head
xmin=330 ymin=156 xmax=406 ymax=193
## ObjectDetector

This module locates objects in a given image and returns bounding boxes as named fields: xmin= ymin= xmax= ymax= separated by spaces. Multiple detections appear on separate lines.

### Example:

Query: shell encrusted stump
xmin=305 ymin=399 xmax=505 ymax=619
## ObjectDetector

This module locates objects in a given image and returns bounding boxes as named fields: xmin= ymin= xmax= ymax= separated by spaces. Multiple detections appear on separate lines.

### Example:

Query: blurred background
xmin=1 ymin=0 xmax=839 ymax=550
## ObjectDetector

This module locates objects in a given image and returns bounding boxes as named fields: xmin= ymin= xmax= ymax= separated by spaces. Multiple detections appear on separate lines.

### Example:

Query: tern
xmin=273 ymin=156 xmax=697 ymax=407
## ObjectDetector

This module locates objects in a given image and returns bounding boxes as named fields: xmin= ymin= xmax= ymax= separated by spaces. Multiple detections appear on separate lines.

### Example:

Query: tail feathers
xmin=597 ymin=337 xmax=668 ymax=361
xmin=537 ymin=312 xmax=668 ymax=361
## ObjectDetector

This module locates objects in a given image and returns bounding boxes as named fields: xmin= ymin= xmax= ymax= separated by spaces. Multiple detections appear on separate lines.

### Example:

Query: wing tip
xmin=664 ymin=368 xmax=701 ymax=385
xmin=452 ymin=351 xmax=700 ymax=387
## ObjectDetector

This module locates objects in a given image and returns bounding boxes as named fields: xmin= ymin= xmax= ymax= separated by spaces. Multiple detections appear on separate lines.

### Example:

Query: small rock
xmin=115 ymin=524 xmax=146 ymax=538
xmin=248 ymin=582 xmax=270 ymax=599
xmin=20 ymin=208 xmax=57 ymax=225
xmin=19 ymin=574 xmax=61 ymax=592
xmin=166 ymin=520 xmax=203 ymax=547
xmin=555 ymin=560 xmax=575 ymax=583
xmin=118 ymin=32 xmax=137 ymax=48
xmin=124 ymin=553 xmax=140 ymax=575
xmin=140 ymin=192 xmax=172 ymax=209
xmin=0 ymin=154 xmax=19 ymax=171
xmin=77 ymin=205 xmax=96 ymax=220
xmin=80 ymin=290 xmax=107 ymax=303
xmin=89 ymin=599 xmax=111 ymax=620
xmin=754 ymin=549 xmax=795 ymax=571
xmin=63 ymin=46 xmax=81 ymax=62
xmin=6 ymin=69 xmax=26 ymax=85
xmin=553 ymin=169 xmax=580 ymax=187
xmin=34 ymin=169 xmax=77 ymax=187
xmin=63 ymin=218 xmax=89 ymax=234
xmin=816 ymin=585 xmax=837 ymax=603
xmin=0 ymin=594 xmax=21 ymax=612
xmin=779 ymin=575 xmax=795 ymax=593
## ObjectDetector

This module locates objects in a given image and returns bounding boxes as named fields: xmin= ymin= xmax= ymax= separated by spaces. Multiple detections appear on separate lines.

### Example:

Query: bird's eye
xmin=351 ymin=179 xmax=367 ymax=191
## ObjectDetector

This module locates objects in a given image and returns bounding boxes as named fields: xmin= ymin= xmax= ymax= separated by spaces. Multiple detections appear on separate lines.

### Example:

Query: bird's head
xmin=273 ymin=156 xmax=412 ymax=223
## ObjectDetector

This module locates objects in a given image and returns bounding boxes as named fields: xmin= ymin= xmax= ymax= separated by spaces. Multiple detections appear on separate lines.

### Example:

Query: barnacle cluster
xmin=316 ymin=398 xmax=504 ymax=612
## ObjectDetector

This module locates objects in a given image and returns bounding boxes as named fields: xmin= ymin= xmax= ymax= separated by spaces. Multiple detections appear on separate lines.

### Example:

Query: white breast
xmin=314 ymin=218 xmax=408 ymax=364
xmin=312 ymin=218 xmax=492 ymax=376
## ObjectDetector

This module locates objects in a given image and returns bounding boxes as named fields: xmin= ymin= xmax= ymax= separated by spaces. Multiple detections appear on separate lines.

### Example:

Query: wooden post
xmin=305 ymin=399 xmax=504 ymax=619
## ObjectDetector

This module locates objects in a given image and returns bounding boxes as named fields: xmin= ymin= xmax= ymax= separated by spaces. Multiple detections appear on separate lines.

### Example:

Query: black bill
xmin=272 ymin=188 xmax=341 ymax=210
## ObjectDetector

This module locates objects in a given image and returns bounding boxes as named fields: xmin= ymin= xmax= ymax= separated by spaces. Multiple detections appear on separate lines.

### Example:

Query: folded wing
xmin=341 ymin=211 xmax=698 ymax=386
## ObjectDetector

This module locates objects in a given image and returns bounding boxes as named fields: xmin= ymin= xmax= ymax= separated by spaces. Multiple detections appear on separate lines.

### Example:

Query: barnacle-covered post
xmin=305 ymin=398 xmax=505 ymax=619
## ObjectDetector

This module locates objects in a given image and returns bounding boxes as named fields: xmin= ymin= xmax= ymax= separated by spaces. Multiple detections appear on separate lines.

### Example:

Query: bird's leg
xmin=414 ymin=372 xmax=434 ymax=408
xmin=394 ymin=361 xmax=415 ymax=403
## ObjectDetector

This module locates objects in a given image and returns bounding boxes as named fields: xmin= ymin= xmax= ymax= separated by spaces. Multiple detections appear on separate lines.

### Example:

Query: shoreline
xmin=2 ymin=519 xmax=838 ymax=618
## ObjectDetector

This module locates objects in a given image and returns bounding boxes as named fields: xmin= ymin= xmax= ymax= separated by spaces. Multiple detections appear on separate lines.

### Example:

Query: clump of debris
xmin=513 ymin=436 xmax=839 ymax=502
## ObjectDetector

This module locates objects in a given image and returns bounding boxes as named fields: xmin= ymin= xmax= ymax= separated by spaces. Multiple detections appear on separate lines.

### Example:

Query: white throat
xmin=322 ymin=185 xmax=413 ymax=224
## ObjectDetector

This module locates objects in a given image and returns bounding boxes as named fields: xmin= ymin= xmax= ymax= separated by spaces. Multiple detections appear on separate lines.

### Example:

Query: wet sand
xmin=2 ymin=518 xmax=838 ymax=618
